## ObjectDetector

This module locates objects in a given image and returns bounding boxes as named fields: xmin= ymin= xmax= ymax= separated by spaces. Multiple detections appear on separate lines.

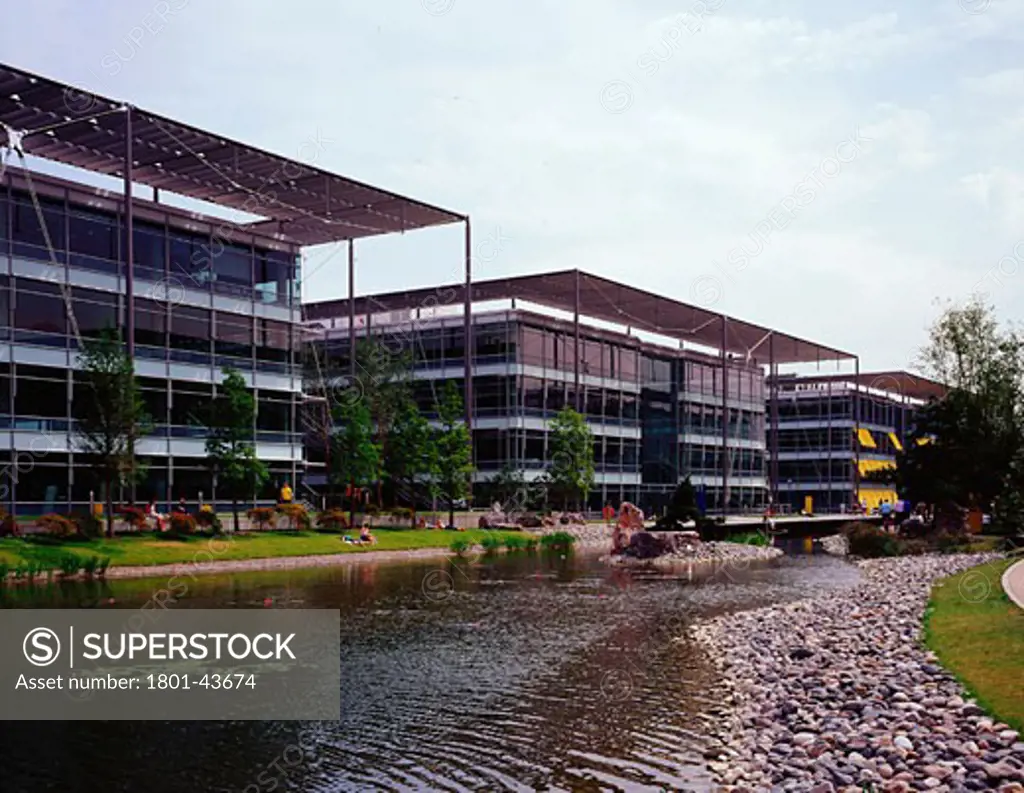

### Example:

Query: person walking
xmin=280 ymin=481 xmax=293 ymax=504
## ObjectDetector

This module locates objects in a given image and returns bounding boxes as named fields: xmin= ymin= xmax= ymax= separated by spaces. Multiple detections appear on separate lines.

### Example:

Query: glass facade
xmin=769 ymin=380 xmax=921 ymax=513
xmin=0 ymin=172 xmax=302 ymax=515
xmin=312 ymin=311 xmax=768 ymax=514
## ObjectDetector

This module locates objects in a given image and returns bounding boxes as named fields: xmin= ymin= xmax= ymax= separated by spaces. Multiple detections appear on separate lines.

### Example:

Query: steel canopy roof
xmin=0 ymin=62 xmax=465 ymax=246
xmin=305 ymin=269 xmax=856 ymax=364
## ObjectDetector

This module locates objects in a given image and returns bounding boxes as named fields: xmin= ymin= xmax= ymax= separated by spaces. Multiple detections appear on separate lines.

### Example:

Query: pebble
xmin=690 ymin=552 xmax=1011 ymax=790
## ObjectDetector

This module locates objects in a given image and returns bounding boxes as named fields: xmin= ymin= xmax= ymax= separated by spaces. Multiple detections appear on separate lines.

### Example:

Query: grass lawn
xmin=924 ymin=556 xmax=1024 ymax=732
xmin=0 ymin=528 xmax=534 ymax=570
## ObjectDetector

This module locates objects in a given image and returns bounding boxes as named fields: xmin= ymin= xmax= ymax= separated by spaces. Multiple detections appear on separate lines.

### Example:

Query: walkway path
xmin=1001 ymin=558 xmax=1024 ymax=610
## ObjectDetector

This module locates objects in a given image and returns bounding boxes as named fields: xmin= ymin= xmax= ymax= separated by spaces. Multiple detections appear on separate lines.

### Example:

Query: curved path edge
xmin=1001 ymin=558 xmax=1024 ymax=610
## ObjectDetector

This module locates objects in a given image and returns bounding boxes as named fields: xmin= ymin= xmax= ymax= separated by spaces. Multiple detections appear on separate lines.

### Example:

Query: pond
xmin=0 ymin=543 xmax=859 ymax=792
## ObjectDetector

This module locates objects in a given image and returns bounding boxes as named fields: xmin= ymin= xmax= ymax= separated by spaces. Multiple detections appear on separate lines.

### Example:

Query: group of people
xmin=145 ymin=497 xmax=191 ymax=532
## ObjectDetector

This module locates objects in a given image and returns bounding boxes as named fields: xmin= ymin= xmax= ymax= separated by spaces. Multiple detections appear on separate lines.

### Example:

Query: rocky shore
xmin=820 ymin=534 xmax=849 ymax=556
xmin=609 ymin=540 xmax=784 ymax=567
xmin=691 ymin=553 xmax=1022 ymax=792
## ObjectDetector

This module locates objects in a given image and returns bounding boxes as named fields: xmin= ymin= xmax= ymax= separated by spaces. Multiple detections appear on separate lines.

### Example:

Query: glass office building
xmin=0 ymin=61 xmax=466 ymax=516
xmin=0 ymin=167 xmax=303 ymax=514
xmin=768 ymin=373 xmax=940 ymax=513
xmin=307 ymin=298 xmax=771 ymax=514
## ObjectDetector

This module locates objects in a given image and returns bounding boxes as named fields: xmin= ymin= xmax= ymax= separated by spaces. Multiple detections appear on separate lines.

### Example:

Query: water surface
xmin=0 ymin=544 xmax=858 ymax=792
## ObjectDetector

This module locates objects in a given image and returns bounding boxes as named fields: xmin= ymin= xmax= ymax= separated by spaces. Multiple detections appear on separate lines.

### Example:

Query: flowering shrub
xmin=0 ymin=510 xmax=19 ymax=537
xmin=38 ymin=513 xmax=75 ymax=539
xmin=195 ymin=509 xmax=223 ymax=533
xmin=169 ymin=513 xmax=197 ymax=536
xmin=277 ymin=503 xmax=311 ymax=531
xmin=246 ymin=507 xmax=276 ymax=531
xmin=316 ymin=509 xmax=349 ymax=533
xmin=117 ymin=505 xmax=148 ymax=531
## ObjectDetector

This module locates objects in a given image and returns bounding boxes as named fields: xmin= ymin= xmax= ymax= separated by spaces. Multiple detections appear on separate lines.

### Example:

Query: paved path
xmin=1001 ymin=558 xmax=1024 ymax=610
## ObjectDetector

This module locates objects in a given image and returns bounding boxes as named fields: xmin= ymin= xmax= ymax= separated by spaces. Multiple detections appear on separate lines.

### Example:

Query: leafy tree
xmin=546 ymin=406 xmax=595 ymax=511
xmin=75 ymin=328 xmax=151 ymax=537
xmin=205 ymin=369 xmax=269 ymax=533
xmin=435 ymin=381 xmax=473 ymax=528
xmin=385 ymin=395 xmax=436 ymax=523
xmin=331 ymin=396 xmax=381 ymax=527
xmin=897 ymin=297 xmax=1024 ymax=531
xmin=352 ymin=338 xmax=414 ymax=508
xmin=657 ymin=476 xmax=701 ymax=528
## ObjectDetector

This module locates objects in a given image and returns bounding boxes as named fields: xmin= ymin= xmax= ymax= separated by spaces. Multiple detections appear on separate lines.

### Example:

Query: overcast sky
xmin=3 ymin=0 xmax=1023 ymax=372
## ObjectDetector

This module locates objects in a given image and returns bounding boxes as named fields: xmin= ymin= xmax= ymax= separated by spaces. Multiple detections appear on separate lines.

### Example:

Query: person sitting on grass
xmin=359 ymin=525 xmax=376 ymax=545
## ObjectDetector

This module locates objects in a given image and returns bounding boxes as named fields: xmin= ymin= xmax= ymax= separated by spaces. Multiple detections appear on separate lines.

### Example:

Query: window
xmin=212 ymin=243 xmax=252 ymax=293
xmin=545 ymin=380 xmax=565 ymax=412
xmin=14 ymin=373 xmax=66 ymax=418
xmin=256 ymin=319 xmax=290 ymax=363
xmin=257 ymin=397 xmax=291 ymax=432
xmin=255 ymin=251 xmax=292 ymax=305
xmin=522 ymin=377 xmax=543 ymax=412
xmin=171 ymin=382 xmax=213 ymax=427
xmin=584 ymin=340 xmax=602 ymax=377
xmin=135 ymin=297 xmax=167 ymax=348
xmin=14 ymin=287 xmax=66 ymax=337
xmin=170 ymin=306 xmax=210 ymax=352
xmin=0 ymin=192 xmax=7 ymax=241
xmin=521 ymin=326 xmax=544 ymax=365
xmin=214 ymin=313 xmax=252 ymax=358
xmin=74 ymin=289 xmax=118 ymax=339
xmin=68 ymin=207 xmax=117 ymax=268
xmin=170 ymin=233 xmax=210 ymax=288
xmin=134 ymin=220 xmax=166 ymax=279
xmin=10 ymin=194 xmax=65 ymax=259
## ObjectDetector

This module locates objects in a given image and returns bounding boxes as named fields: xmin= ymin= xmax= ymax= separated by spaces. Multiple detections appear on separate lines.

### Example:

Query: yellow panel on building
xmin=888 ymin=432 xmax=903 ymax=452
xmin=857 ymin=428 xmax=877 ymax=448
xmin=858 ymin=488 xmax=897 ymax=511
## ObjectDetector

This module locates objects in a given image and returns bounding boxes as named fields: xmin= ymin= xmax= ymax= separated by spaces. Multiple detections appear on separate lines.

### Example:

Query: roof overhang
xmin=0 ymin=62 xmax=465 ymax=246
xmin=305 ymin=269 xmax=855 ymax=365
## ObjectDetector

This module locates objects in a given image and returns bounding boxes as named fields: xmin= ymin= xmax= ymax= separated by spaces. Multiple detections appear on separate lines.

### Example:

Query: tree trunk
xmin=448 ymin=484 xmax=455 ymax=529
xmin=232 ymin=499 xmax=240 ymax=534
xmin=105 ymin=477 xmax=114 ymax=539
xmin=348 ymin=482 xmax=355 ymax=530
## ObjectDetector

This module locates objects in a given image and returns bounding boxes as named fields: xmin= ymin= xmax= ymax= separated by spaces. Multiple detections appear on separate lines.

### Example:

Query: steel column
xmin=574 ymin=269 xmax=581 ymax=411
xmin=721 ymin=316 xmax=728 ymax=516
xmin=124 ymin=106 xmax=135 ymax=359
xmin=348 ymin=241 xmax=356 ymax=379
xmin=464 ymin=218 xmax=473 ymax=431
xmin=854 ymin=356 xmax=861 ymax=509
xmin=768 ymin=333 xmax=778 ymax=506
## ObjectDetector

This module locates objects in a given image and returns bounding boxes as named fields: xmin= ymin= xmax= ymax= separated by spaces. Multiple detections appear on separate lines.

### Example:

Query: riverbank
xmin=0 ymin=529 xmax=532 ymax=578
xmin=692 ymin=553 xmax=1023 ymax=791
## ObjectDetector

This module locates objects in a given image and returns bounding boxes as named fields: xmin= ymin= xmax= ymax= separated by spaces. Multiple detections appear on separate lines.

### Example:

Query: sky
xmin=2 ymin=0 xmax=1023 ymax=373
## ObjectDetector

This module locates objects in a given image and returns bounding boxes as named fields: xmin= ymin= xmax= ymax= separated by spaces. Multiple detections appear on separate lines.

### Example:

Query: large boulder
xmin=623 ymin=531 xmax=672 ymax=559
xmin=516 ymin=513 xmax=543 ymax=529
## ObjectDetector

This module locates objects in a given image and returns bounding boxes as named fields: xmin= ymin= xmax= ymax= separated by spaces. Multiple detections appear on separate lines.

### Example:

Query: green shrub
xmin=540 ymin=532 xmax=576 ymax=552
xmin=480 ymin=535 xmax=503 ymax=553
xmin=97 ymin=557 xmax=112 ymax=577
xmin=70 ymin=511 xmax=103 ymax=539
xmin=81 ymin=556 xmax=100 ymax=577
xmin=58 ymin=554 xmax=81 ymax=577
xmin=450 ymin=538 xmax=470 ymax=555
xmin=503 ymin=535 xmax=526 ymax=551
xmin=523 ymin=538 xmax=539 ymax=552
xmin=729 ymin=530 xmax=769 ymax=547
xmin=844 ymin=523 xmax=900 ymax=558
xmin=0 ymin=561 xmax=8 ymax=583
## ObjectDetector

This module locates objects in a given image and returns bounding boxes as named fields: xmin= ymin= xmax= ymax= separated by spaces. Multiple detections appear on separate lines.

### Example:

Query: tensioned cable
xmin=2 ymin=123 xmax=83 ymax=344
xmin=146 ymin=117 xmax=389 ymax=237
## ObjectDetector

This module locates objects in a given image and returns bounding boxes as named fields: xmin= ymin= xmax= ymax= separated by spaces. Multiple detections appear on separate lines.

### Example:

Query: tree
xmin=657 ymin=476 xmax=701 ymax=528
xmin=435 ymin=381 xmax=473 ymax=528
xmin=205 ymin=369 xmax=269 ymax=533
xmin=385 ymin=395 xmax=436 ymax=524
xmin=75 ymin=328 xmax=151 ymax=537
xmin=352 ymin=338 xmax=414 ymax=508
xmin=898 ymin=297 xmax=1024 ymax=531
xmin=331 ymin=396 xmax=381 ymax=527
xmin=546 ymin=406 xmax=595 ymax=511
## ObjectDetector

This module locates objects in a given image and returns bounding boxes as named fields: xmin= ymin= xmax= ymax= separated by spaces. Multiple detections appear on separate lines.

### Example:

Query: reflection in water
xmin=0 ymin=549 xmax=859 ymax=792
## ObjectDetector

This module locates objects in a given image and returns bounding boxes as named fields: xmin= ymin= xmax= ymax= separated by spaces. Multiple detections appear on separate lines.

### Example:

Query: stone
xmin=894 ymin=736 xmax=914 ymax=751
xmin=790 ymin=647 xmax=815 ymax=660
xmin=794 ymin=732 xmax=817 ymax=746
